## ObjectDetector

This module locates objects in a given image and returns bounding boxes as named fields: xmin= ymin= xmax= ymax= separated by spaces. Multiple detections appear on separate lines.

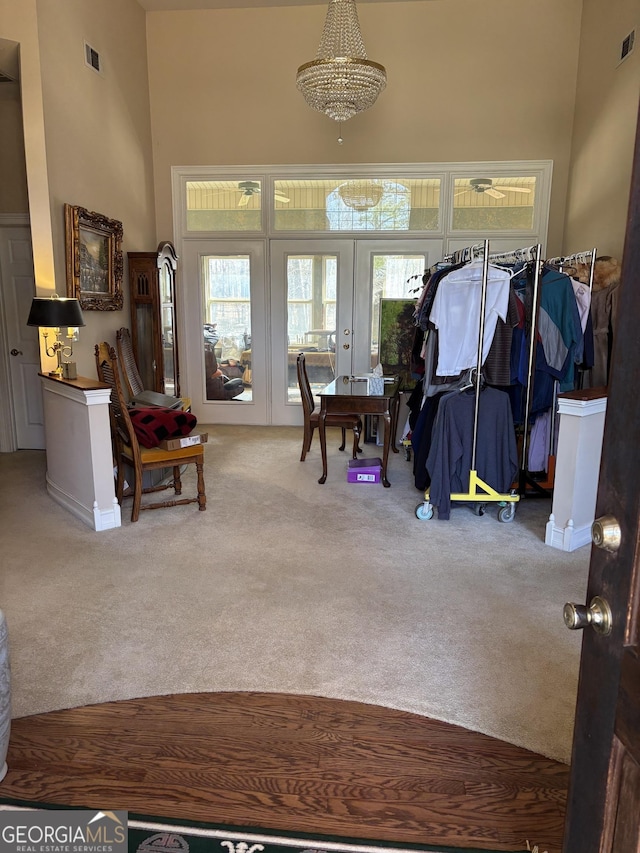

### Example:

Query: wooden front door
xmin=562 ymin=105 xmax=640 ymax=851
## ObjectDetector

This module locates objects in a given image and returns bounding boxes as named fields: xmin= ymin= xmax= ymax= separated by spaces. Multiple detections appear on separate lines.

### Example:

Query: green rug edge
xmin=0 ymin=797 xmax=527 ymax=853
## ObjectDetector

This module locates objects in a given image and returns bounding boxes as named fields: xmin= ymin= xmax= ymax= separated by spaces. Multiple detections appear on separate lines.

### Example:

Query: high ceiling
xmin=137 ymin=0 xmax=411 ymax=9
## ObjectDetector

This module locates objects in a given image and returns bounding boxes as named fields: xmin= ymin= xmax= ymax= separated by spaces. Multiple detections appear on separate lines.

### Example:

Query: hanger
xmin=456 ymin=367 xmax=484 ymax=393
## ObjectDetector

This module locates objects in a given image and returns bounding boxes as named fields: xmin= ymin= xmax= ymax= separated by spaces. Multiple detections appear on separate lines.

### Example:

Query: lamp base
xmin=48 ymin=368 xmax=63 ymax=378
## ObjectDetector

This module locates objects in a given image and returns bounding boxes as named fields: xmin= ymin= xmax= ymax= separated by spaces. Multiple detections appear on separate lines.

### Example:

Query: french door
xmin=181 ymin=237 xmax=442 ymax=425
xmin=181 ymin=239 xmax=268 ymax=424
xmin=270 ymin=239 xmax=442 ymax=424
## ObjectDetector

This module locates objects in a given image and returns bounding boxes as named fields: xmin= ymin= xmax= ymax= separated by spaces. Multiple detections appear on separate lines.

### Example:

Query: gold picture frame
xmin=65 ymin=204 xmax=123 ymax=310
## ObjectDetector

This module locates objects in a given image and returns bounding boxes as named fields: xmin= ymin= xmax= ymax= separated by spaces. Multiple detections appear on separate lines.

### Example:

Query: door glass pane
xmin=186 ymin=180 xmax=263 ymax=231
xmin=202 ymin=255 xmax=252 ymax=401
xmin=452 ymin=176 xmax=536 ymax=230
xmin=134 ymin=303 xmax=154 ymax=390
xmin=371 ymin=254 xmax=425 ymax=389
xmin=287 ymin=254 xmax=338 ymax=402
xmin=273 ymin=178 xmax=441 ymax=232
xmin=159 ymin=260 xmax=176 ymax=395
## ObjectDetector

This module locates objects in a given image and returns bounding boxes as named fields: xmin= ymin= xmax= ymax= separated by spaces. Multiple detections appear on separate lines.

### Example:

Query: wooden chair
xmin=95 ymin=342 xmax=206 ymax=522
xmin=297 ymin=352 xmax=362 ymax=462
xmin=116 ymin=327 xmax=189 ymax=410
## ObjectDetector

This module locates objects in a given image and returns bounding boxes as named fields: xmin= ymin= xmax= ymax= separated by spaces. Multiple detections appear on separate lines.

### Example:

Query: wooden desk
xmin=318 ymin=376 xmax=401 ymax=488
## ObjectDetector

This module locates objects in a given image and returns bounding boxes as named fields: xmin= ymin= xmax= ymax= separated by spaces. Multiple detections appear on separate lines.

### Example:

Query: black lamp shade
xmin=27 ymin=297 xmax=85 ymax=328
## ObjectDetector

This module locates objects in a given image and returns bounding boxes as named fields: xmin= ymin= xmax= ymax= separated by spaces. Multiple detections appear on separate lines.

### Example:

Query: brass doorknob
xmin=592 ymin=516 xmax=621 ymax=552
xmin=563 ymin=596 xmax=612 ymax=635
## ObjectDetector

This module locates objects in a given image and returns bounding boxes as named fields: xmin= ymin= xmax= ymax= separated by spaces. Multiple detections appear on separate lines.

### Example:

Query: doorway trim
xmin=0 ymin=213 xmax=31 ymax=453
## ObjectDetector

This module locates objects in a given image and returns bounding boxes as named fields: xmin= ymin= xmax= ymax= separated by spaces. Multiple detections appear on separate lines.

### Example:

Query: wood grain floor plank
xmin=1 ymin=692 xmax=568 ymax=853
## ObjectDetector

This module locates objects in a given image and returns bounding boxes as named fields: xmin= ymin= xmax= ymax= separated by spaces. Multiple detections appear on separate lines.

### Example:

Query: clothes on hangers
xmin=425 ymin=387 xmax=518 ymax=520
xmin=410 ymin=252 xmax=521 ymax=495
xmin=413 ymin=261 xmax=465 ymax=331
xmin=429 ymin=260 xmax=511 ymax=376
xmin=509 ymin=264 xmax=587 ymax=411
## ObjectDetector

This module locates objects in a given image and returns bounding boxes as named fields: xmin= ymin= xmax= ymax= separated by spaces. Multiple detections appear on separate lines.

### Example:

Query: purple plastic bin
xmin=347 ymin=457 xmax=382 ymax=484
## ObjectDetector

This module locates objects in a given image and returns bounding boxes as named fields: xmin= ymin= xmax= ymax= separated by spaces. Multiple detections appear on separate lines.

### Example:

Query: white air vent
xmin=618 ymin=29 xmax=635 ymax=65
xmin=84 ymin=41 xmax=102 ymax=74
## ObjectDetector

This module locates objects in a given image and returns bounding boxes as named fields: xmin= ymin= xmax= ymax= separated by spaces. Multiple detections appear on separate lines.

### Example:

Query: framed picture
xmin=65 ymin=204 xmax=123 ymax=310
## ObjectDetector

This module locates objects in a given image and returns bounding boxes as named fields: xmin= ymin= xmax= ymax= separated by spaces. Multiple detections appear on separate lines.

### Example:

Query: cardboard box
xmin=347 ymin=457 xmax=382 ymax=484
xmin=158 ymin=432 xmax=208 ymax=451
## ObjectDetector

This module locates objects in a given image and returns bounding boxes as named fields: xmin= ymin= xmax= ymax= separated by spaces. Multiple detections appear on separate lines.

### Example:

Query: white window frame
xmin=172 ymin=160 xmax=552 ymax=248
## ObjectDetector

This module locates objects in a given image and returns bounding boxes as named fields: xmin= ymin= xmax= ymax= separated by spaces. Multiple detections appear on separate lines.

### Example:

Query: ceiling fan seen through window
xmin=237 ymin=181 xmax=290 ymax=207
xmin=455 ymin=177 xmax=533 ymax=200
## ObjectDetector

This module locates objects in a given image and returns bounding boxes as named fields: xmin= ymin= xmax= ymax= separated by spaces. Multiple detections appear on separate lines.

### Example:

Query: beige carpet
xmin=0 ymin=425 xmax=590 ymax=763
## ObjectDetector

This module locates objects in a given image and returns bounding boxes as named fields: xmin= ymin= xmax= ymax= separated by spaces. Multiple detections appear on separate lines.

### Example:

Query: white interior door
xmin=180 ymin=239 xmax=268 ymax=425
xmin=0 ymin=225 xmax=43 ymax=450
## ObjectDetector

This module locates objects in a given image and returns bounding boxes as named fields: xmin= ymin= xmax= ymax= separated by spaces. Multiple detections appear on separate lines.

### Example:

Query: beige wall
xmin=146 ymin=0 xmax=583 ymax=254
xmin=0 ymin=78 xmax=29 ymax=214
xmin=34 ymin=0 xmax=157 ymax=377
xmin=563 ymin=0 xmax=640 ymax=259
xmin=4 ymin=0 xmax=637 ymax=385
xmin=0 ymin=0 xmax=55 ymax=293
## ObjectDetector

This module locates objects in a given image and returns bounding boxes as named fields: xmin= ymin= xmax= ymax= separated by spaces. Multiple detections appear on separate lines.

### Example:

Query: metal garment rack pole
xmin=480 ymin=243 xmax=543 ymax=485
xmin=451 ymin=242 xmax=544 ymax=486
xmin=516 ymin=246 xmax=543 ymax=494
xmin=471 ymin=240 xmax=491 ymax=471
xmin=447 ymin=241 xmax=490 ymax=472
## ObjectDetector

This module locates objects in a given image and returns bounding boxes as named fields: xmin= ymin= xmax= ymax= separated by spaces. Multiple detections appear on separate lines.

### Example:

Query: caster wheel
xmin=405 ymin=448 xmax=412 ymax=462
xmin=498 ymin=502 xmax=516 ymax=523
xmin=473 ymin=503 xmax=486 ymax=516
xmin=415 ymin=502 xmax=434 ymax=521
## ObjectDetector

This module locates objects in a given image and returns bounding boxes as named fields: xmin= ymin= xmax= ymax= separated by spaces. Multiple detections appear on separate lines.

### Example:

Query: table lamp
xmin=27 ymin=295 xmax=85 ymax=379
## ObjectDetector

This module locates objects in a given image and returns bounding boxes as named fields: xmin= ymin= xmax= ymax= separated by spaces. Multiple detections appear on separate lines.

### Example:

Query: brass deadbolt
xmin=592 ymin=516 xmax=621 ymax=552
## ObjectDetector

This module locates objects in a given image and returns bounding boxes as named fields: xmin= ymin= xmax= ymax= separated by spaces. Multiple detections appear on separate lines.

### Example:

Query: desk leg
xmin=381 ymin=411 xmax=392 ymax=488
xmin=318 ymin=406 xmax=328 ymax=484
xmin=390 ymin=393 xmax=401 ymax=454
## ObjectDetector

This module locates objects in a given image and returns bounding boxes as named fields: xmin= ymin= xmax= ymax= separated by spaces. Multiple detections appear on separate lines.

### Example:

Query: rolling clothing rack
xmin=415 ymin=239 xmax=520 ymax=523
xmin=411 ymin=240 xmax=597 ymax=519
xmin=445 ymin=242 xmax=545 ymax=497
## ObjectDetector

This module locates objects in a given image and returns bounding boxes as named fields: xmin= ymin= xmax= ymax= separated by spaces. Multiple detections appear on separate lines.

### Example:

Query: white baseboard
xmin=93 ymin=498 xmax=122 ymax=531
xmin=46 ymin=474 xmax=122 ymax=531
xmin=545 ymin=514 xmax=592 ymax=552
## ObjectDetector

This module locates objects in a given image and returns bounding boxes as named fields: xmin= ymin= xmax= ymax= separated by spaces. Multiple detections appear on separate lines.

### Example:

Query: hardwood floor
xmin=1 ymin=692 xmax=569 ymax=853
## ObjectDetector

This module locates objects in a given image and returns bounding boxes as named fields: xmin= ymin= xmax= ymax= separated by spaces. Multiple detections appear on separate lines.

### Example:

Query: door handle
xmin=563 ymin=596 xmax=612 ymax=635
xmin=10 ymin=349 xmax=22 ymax=356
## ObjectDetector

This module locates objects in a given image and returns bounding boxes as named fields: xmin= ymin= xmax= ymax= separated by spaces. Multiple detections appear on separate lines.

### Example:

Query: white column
xmin=545 ymin=388 xmax=607 ymax=552
xmin=40 ymin=374 xmax=121 ymax=531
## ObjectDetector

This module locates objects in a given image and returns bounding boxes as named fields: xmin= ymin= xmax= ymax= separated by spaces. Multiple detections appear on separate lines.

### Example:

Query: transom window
xmin=178 ymin=162 xmax=551 ymax=242
xmin=452 ymin=176 xmax=536 ymax=230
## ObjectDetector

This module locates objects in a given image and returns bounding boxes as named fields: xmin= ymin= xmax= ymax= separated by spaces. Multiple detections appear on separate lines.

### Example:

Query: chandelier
xmin=296 ymin=0 xmax=387 ymax=138
xmin=338 ymin=179 xmax=384 ymax=210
